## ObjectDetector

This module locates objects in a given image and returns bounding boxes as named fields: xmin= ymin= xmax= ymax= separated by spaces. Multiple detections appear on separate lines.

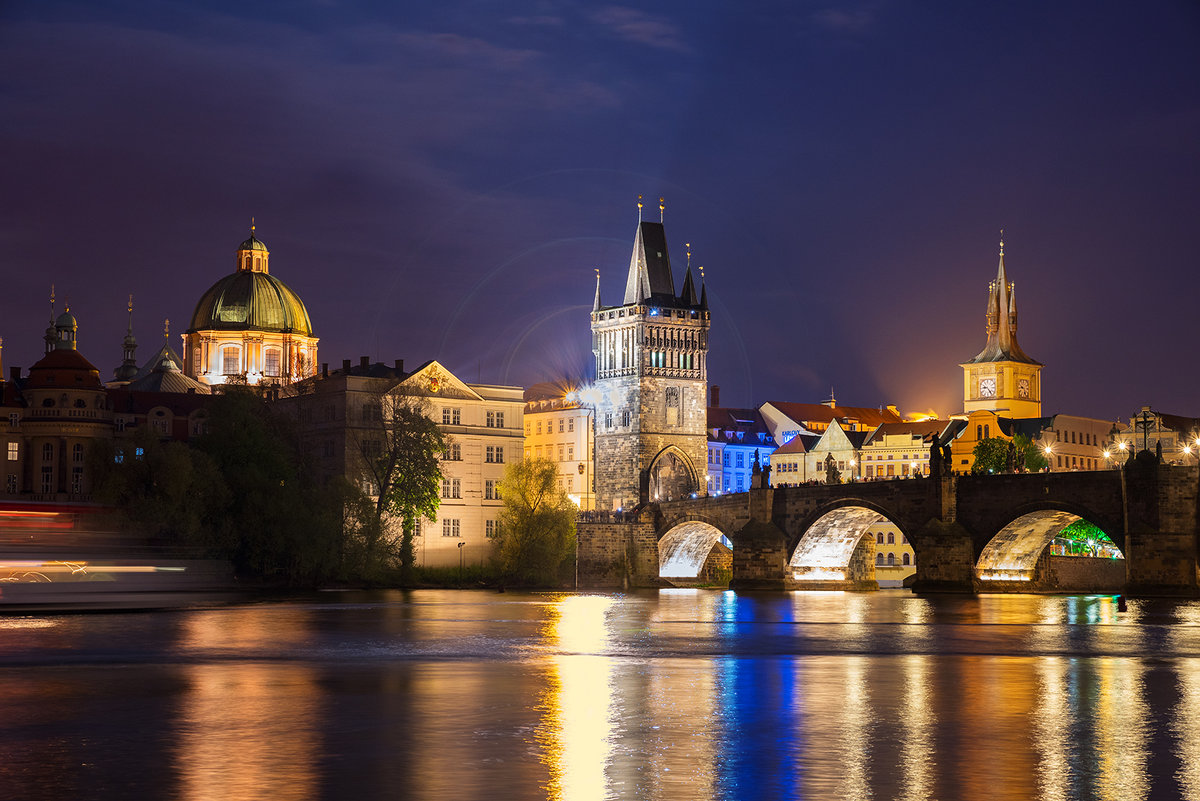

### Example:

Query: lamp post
xmin=1043 ymin=444 xmax=1054 ymax=472
xmin=457 ymin=540 xmax=465 ymax=585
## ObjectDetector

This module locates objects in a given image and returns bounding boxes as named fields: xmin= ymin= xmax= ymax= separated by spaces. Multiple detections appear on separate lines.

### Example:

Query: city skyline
xmin=2 ymin=1 xmax=1197 ymax=420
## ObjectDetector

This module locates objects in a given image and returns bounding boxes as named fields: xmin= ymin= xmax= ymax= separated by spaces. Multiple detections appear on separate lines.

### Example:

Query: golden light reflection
xmin=538 ymin=595 xmax=615 ymax=801
xmin=1033 ymin=656 xmax=1071 ymax=801
xmin=177 ymin=607 xmax=312 ymax=655
xmin=175 ymin=662 xmax=321 ymax=801
xmin=1093 ymin=659 xmax=1149 ymax=801
xmin=1173 ymin=658 xmax=1200 ymax=798
xmin=899 ymin=654 xmax=935 ymax=801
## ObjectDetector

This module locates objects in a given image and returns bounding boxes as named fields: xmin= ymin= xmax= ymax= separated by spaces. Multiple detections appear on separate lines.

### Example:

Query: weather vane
xmin=659 ymin=197 xmax=665 ymax=223
xmin=999 ymin=228 xmax=1005 ymax=256
xmin=637 ymin=195 xmax=643 ymax=222
xmin=686 ymin=242 xmax=691 ymax=269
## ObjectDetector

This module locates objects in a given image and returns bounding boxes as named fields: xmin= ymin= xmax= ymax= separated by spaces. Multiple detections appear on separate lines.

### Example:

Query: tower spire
xmin=592 ymin=268 xmax=602 ymax=312
xmin=637 ymin=195 xmax=643 ymax=223
xmin=114 ymin=294 xmax=140 ymax=382
xmin=659 ymin=196 xmax=664 ymax=223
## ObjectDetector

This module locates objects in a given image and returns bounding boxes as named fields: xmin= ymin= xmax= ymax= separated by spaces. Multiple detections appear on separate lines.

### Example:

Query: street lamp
xmin=1043 ymin=444 xmax=1053 ymax=472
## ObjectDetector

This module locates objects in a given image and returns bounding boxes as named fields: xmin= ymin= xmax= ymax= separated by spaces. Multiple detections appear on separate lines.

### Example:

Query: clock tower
xmin=960 ymin=236 xmax=1042 ymax=418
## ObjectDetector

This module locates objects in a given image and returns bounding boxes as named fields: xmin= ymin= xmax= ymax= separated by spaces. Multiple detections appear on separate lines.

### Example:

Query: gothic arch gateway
xmin=646 ymin=445 xmax=699 ymax=503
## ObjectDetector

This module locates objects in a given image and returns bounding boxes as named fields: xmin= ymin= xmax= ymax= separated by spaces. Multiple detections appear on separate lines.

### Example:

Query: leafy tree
xmin=496 ymin=458 xmax=577 ymax=586
xmin=971 ymin=437 xmax=1011 ymax=474
xmin=1013 ymin=434 xmax=1049 ymax=472
xmin=354 ymin=391 xmax=445 ymax=583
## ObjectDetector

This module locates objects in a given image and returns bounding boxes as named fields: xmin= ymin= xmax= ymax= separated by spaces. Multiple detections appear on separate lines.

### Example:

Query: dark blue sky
xmin=2 ymin=1 xmax=1197 ymax=420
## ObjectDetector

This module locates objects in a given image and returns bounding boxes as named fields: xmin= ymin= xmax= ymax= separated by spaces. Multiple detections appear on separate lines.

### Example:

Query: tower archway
xmin=647 ymin=445 xmax=699 ymax=503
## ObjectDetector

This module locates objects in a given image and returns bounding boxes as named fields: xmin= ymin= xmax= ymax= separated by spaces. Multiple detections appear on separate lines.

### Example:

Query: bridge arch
xmin=976 ymin=505 xmax=1125 ymax=582
xmin=658 ymin=519 xmax=731 ymax=581
xmin=647 ymin=445 xmax=700 ymax=503
xmin=789 ymin=501 xmax=912 ymax=584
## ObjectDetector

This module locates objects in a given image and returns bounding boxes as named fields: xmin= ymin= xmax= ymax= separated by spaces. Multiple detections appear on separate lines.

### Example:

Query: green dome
xmin=187 ymin=270 xmax=314 ymax=335
xmin=238 ymin=234 xmax=269 ymax=252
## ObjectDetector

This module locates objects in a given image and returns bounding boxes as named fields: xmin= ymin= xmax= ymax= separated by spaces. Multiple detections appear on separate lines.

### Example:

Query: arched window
xmin=977 ymin=425 xmax=982 ymax=440
xmin=264 ymin=348 xmax=282 ymax=377
xmin=887 ymin=532 xmax=895 ymax=544
xmin=902 ymin=553 xmax=911 ymax=565
xmin=887 ymin=553 xmax=895 ymax=566
xmin=876 ymin=553 xmax=885 ymax=565
xmin=984 ymin=425 xmax=990 ymax=439
xmin=244 ymin=255 xmax=252 ymax=270
xmin=876 ymin=532 xmax=884 ymax=544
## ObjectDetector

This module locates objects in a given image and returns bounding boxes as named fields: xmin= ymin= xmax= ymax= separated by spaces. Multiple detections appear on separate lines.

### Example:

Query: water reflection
xmin=538 ymin=595 xmax=615 ymax=801
xmin=174 ymin=663 xmax=321 ymax=801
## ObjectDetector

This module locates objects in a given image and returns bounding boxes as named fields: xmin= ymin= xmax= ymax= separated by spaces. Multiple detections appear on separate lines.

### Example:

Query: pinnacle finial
xmin=999 ymin=228 xmax=1004 ymax=256
xmin=127 ymin=294 xmax=134 ymax=315
xmin=686 ymin=242 xmax=691 ymax=269
xmin=163 ymin=318 xmax=170 ymax=339
xmin=659 ymin=197 xmax=665 ymax=223
xmin=251 ymin=216 xmax=256 ymax=234
xmin=637 ymin=195 xmax=643 ymax=222
xmin=49 ymin=284 xmax=56 ymax=322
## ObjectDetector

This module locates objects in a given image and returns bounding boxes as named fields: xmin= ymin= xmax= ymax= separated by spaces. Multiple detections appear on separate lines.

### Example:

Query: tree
xmin=971 ymin=437 xmax=1010 ymax=474
xmin=496 ymin=458 xmax=577 ymax=585
xmin=354 ymin=390 xmax=445 ymax=583
xmin=1013 ymin=434 xmax=1049 ymax=472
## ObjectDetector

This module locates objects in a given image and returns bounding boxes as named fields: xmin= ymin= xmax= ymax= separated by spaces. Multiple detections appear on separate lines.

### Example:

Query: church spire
xmin=679 ymin=242 xmax=700 ymax=306
xmin=592 ymin=268 xmax=602 ymax=312
xmin=114 ymin=294 xmax=139 ymax=382
xmin=967 ymin=233 xmax=1038 ymax=365
xmin=622 ymin=198 xmax=676 ymax=305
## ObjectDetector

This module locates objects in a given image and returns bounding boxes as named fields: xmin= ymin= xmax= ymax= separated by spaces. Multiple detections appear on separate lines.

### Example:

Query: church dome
xmin=239 ymin=234 xmax=269 ymax=252
xmin=187 ymin=270 xmax=314 ymax=335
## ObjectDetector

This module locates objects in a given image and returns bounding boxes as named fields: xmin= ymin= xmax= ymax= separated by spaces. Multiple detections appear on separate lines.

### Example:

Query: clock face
xmin=1018 ymin=378 xmax=1030 ymax=399
xmin=979 ymin=377 xmax=997 ymax=398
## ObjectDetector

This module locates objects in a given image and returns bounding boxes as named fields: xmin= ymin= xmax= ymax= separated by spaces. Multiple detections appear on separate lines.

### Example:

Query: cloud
xmin=589 ymin=6 xmax=690 ymax=53
xmin=812 ymin=5 xmax=878 ymax=34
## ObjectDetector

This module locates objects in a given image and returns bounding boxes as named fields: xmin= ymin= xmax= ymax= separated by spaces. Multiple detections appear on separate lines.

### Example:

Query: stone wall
xmin=1049 ymin=556 xmax=1126 ymax=592
xmin=576 ymin=516 xmax=660 ymax=588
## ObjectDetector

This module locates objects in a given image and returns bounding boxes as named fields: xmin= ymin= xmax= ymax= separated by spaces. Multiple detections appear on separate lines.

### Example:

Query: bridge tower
xmin=589 ymin=202 xmax=710 ymax=510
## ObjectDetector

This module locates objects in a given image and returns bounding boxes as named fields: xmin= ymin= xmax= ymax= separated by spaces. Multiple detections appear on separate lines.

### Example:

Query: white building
xmin=522 ymin=382 xmax=595 ymax=510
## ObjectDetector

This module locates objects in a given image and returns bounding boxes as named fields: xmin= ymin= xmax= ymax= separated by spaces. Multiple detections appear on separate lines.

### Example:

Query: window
xmin=443 ymin=443 xmax=461 ymax=461
xmin=536 ymin=421 xmax=542 ymax=435
xmin=40 ymin=465 xmax=53 ymax=494
xmin=222 ymin=347 xmax=240 ymax=375
xmin=486 ymin=520 xmax=500 ymax=539
xmin=567 ymin=446 xmax=574 ymax=461
xmin=442 ymin=519 xmax=461 ymax=538
xmin=42 ymin=443 xmax=52 ymax=462
xmin=485 ymin=479 xmax=501 ymax=500
xmin=876 ymin=532 xmax=884 ymax=544
xmin=558 ymin=446 xmax=564 ymax=461
xmin=887 ymin=532 xmax=895 ymax=544
xmin=73 ymin=444 xmax=83 ymax=463
xmin=71 ymin=467 xmax=83 ymax=494
xmin=5 ymin=474 xmax=15 ymax=493
xmin=193 ymin=347 xmax=202 ymax=371
xmin=887 ymin=553 xmax=895 ymax=566
xmin=264 ymin=349 xmax=281 ymax=377
xmin=876 ymin=553 xmax=885 ymax=565
xmin=723 ymin=452 xmax=730 ymax=467
xmin=605 ymin=412 xmax=613 ymax=429
xmin=486 ymin=411 xmax=504 ymax=428
xmin=735 ymin=452 xmax=744 ymax=468
xmin=903 ymin=553 xmax=911 ymax=565
xmin=568 ymin=418 xmax=574 ymax=433
xmin=558 ymin=419 xmax=565 ymax=433
xmin=486 ymin=446 xmax=503 ymax=463
xmin=442 ymin=478 xmax=461 ymax=499
xmin=135 ymin=447 xmax=145 ymax=460
xmin=6 ymin=443 xmax=16 ymax=461
xmin=621 ymin=410 xmax=631 ymax=427
xmin=323 ymin=440 xmax=334 ymax=458
xmin=114 ymin=449 xmax=124 ymax=464
xmin=983 ymin=425 xmax=990 ymax=439
xmin=736 ymin=474 xmax=744 ymax=491
xmin=8 ymin=413 xmax=17 ymax=428
xmin=442 ymin=408 xmax=461 ymax=425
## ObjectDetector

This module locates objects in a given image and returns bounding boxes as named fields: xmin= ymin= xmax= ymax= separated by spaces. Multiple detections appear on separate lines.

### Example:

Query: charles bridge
xmin=577 ymin=457 xmax=1200 ymax=595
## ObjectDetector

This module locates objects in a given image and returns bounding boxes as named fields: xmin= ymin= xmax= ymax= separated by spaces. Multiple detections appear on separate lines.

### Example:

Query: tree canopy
xmin=495 ymin=457 xmax=576 ymax=586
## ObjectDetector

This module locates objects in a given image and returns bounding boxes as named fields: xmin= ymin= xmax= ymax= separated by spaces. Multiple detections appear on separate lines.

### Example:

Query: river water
xmin=2 ymin=589 xmax=1200 ymax=801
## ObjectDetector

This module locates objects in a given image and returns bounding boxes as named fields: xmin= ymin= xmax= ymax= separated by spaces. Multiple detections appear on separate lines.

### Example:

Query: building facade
xmin=706 ymin=403 xmax=776 ymax=495
xmin=590 ymin=215 xmax=709 ymax=510
xmin=183 ymin=228 xmax=319 ymax=387
xmin=523 ymin=382 xmax=594 ymax=510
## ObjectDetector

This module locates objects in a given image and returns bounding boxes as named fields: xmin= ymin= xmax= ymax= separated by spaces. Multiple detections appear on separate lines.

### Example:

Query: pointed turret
xmin=622 ymin=222 xmax=676 ymax=305
xmin=114 ymin=294 xmax=139 ymax=382
xmin=699 ymin=265 xmax=708 ymax=310
xmin=592 ymin=269 xmax=602 ymax=312
xmin=967 ymin=235 xmax=1038 ymax=365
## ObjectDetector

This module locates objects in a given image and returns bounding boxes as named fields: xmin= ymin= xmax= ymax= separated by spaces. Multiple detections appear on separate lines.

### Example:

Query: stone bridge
xmin=576 ymin=459 xmax=1199 ymax=595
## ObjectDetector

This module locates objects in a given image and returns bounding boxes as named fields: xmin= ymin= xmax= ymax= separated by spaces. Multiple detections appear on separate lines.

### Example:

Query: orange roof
xmin=766 ymin=401 xmax=902 ymax=428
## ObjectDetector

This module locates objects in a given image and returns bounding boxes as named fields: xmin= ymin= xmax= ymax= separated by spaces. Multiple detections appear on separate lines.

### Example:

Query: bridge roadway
xmin=576 ymin=458 xmax=1200 ymax=595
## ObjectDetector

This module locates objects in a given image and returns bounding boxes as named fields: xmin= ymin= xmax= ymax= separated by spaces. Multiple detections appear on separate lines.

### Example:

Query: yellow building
xmin=183 ymin=227 xmax=318 ymax=387
xmin=523 ymin=382 xmax=595 ymax=510
xmin=960 ymin=236 xmax=1042 ymax=419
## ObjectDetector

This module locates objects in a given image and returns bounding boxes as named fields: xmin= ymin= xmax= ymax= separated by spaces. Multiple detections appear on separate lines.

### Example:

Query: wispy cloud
xmin=812 ymin=5 xmax=879 ymax=35
xmin=589 ymin=6 xmax=690 ymax=53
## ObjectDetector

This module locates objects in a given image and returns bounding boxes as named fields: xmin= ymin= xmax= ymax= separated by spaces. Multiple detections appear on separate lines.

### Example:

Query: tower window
xmin=222 ymin=347 xmax=241 ymax=375
xmin=264 ymin=349 xmax=281 ymax=377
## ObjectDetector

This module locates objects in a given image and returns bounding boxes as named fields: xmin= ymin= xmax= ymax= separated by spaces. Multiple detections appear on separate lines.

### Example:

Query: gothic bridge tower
xmin=590 ymin=201 xmax=710 ymax=510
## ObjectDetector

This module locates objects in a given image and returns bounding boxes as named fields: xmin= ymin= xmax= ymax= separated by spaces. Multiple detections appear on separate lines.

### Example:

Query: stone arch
xmin=646 ymin=445 xmax=699 ymax=503
xmin=976 ymin=508 xmax=1125 ymax=582
xmin=658 ymin=520 xmax=731 ymax=581
xmin=790 ymin=502 xmax=910 ymax=584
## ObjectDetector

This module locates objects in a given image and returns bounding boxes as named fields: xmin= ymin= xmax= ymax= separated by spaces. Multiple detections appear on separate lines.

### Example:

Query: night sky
xmin=2 ymin=1 xmax=1197 ymax=421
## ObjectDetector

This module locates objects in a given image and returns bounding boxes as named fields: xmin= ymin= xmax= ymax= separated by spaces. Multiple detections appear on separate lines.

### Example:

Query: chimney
xmin=322 ymin=362 xmax=328 ymax=378
xmin=342 ymin=359 xmax=351 ymax=373
xmin=394 ymin=359 xmax=404 ymax=374
xmin=360 ymin=356 xmax=370 ymax=371
xmin=710 ymin=385 xmax=720 ymax=408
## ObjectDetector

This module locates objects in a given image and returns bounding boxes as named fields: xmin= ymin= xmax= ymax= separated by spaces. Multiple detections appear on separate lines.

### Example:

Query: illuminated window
xmin=6 ymin=443 xmax=16 ymax=461
xmin=222 ymin=347 xmax=240 ymax=375
xmin=264 ymin=349 xmax=281 ymax=377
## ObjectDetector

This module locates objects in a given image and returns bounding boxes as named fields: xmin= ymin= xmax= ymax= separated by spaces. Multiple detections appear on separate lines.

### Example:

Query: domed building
xmin=182 ymin=228 xmax=318 ymax=386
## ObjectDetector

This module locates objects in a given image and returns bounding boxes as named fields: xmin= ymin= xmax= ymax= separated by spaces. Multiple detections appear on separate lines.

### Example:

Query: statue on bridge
xmin=824 ymin=452 xmax=841 ymax=485
xmin=929 ymin=437 xmax=943 ymax=478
